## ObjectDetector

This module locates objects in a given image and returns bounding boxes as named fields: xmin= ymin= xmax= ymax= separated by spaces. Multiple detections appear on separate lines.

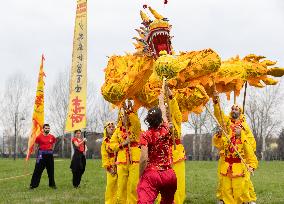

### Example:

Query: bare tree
xmin=185 ymin=109 xmax=210 ymax=160
xmin=277 ymin=128 xmax=284 ymax=160
xmin=0 ymin=73 xmax=32 ymax=158
xmin=46 ymin=70 xmax=103 ymax=157
xmin=245 ymin=82 xmax=283 ymax=160
xmin=46 ymin=70 xmax=70 ymax=157
xmin=86 ymin=84 xmax=103 ymax=132
xmin=92 ymin=95 xmax=118 ymax=133
xmin=184 ymin=97 xmax=230 ymax=160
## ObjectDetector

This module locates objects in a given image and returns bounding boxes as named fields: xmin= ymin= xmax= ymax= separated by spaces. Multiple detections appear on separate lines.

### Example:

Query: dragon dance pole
xmin=163 ymin=78 xmax=176 ymax=150
xmin=242 ymin=81 xmax=248 ymax=114
xmin=122 ymin=101 xmax=132 ymax=164
xmin=234 ymin=85 xmax=237 ymax=104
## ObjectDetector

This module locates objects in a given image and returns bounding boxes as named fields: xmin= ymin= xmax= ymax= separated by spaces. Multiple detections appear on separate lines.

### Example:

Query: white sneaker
xmin=249 ymin=202 xmax=256 ymax=204
xmin=217 ymin=200 xmax=224 ymax=204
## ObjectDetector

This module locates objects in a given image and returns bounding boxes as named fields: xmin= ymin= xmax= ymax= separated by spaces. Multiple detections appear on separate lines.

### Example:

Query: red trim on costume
xmin=225 ymin=157 xmax=241 ymax=164
xmin=115 ymin=161 xmax=140 ymax=165
xmin=130 ymin=142 xmax=139 ymax=147
xmin=175 ymin=139 xmax=181 ymax=145
xmin=108 ymin=152 xmax=115 ymax=158
xmin=173 ymin=157 xmax=186 ymax=164
xmin=221 ymin=172 xmax=244 ymax=178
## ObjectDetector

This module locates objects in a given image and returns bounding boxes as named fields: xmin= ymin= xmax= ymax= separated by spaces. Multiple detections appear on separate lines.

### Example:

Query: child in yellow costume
xmin=101 ymin=121 xmax=117 ymax=204
xmin=213 ymin=97 xmax=258 ymax=204
xmin=157 ymin=90 xmax=186 ymax=204
xmin=109 ymin=103 xmax=141 ymax=204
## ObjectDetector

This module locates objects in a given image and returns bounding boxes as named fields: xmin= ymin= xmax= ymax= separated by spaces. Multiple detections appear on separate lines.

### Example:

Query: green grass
xmin=0 ymin=159 xmax=284 ymax=204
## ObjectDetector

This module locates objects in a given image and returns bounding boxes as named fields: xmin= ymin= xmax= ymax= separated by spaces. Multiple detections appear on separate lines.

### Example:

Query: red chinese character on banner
xmin=70 ymin=96 xmax=85 ymax=127
xmin=35 ymin=93 xmax=44 ymax=108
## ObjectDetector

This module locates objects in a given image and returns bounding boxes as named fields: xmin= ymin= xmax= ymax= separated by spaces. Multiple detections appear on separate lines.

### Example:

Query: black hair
xmin=43 ymin=124 xmax=50 ymax=128
xmin=74 ymin=129 xmax=81 ymax=134
xmin=144 ymin=107 xmax=163 ymax=129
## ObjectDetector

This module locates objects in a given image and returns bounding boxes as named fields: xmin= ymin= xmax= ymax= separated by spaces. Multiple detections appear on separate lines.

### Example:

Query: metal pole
xmin=14 ymin=112 xmax=17 ymax=160
xmin=2 ymin=133 xmax=4 ymax=158
xmin=71 ymin=132 xmax=74 ymax=159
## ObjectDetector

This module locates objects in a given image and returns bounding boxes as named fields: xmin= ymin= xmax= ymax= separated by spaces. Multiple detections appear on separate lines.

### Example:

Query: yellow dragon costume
xmin=101 ymin=7 xmax=284 ymax=119
xmin=101 ymin=6 xmax=284 ymax=204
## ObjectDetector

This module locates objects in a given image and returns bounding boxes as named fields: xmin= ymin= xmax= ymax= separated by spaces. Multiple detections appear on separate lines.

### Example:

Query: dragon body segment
xmin=101 ymin=7 xmax=284 ymax=119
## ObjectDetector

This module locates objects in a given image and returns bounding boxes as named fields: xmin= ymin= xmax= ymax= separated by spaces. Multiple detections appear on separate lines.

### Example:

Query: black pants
xmin=70 ymin=151 xmax=86 ymax=187
xmin=30 ymin=154 xmax=56 ymax=188
xmin=72 ymin=169 xmax=85 ymax=187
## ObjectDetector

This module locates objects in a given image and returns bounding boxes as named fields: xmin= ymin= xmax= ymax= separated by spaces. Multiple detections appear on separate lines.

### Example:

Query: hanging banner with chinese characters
xmin=26 ymin=55 xmax=45 ymax=160
xmin=65 ymin=0 xmax=87 ymax=132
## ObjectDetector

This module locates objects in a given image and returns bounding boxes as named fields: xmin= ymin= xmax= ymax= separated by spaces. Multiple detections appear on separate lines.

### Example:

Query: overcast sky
xmin=0 ymin=0 xmax=283 ymax=119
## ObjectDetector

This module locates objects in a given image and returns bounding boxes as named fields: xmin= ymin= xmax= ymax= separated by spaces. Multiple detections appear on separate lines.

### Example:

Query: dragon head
xmin=133 ymin=7 xmax=173 ymax=58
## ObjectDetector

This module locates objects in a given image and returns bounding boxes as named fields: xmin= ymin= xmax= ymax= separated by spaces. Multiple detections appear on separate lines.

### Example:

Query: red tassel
xmin=143 ymin=4 xmax=148 ymax=9
xmin=164 ymin=0 xmax=168 ymax=4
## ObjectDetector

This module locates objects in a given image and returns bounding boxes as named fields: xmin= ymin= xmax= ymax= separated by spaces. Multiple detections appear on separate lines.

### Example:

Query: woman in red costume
xmin=137 ymin=89 xmax=177 ymax=204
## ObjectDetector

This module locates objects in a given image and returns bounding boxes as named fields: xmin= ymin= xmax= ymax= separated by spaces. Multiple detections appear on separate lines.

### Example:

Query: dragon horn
xmin=149 ymin=7 xmax=164 ymax=20
xmin=140 ymin=10 xmax=150 ymax=22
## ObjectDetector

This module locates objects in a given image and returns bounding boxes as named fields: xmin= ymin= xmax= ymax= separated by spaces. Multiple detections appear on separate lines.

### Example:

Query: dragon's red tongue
xmin=157 ymin=44 xmax=168 ymax=54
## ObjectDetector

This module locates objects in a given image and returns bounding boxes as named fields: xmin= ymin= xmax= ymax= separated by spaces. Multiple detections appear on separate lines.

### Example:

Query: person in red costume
xmin=137 ymin=89 xmax=177 ymax=204
xmin=30 ymin=124 xmax=57 ymax=189
xmin=70 ymin=129 xmax=88 ymax=188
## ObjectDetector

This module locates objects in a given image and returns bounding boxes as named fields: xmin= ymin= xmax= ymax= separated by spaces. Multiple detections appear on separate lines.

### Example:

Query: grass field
xmin=0 ymin=159 xmax=284 ymax=204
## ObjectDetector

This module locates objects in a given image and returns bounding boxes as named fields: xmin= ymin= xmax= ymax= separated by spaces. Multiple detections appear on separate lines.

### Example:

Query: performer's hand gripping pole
xmin=205 ymin=105 xmax=254 ymax=175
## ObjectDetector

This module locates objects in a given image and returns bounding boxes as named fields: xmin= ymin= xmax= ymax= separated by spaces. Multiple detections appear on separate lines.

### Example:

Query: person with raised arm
xmin=137 ymin=81 xmax=177 ymax=204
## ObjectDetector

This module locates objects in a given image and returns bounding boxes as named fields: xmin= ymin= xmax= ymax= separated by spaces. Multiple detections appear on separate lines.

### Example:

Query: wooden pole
xmin=242 ymin=82 xmax=248 ymax=114
xmin=163 ymin=78 xmax=176 ymax=150
xmin=234 ymin=87 xmax=237 ymax=105
xmin=122 ymin=101 xmax=132 ymax=164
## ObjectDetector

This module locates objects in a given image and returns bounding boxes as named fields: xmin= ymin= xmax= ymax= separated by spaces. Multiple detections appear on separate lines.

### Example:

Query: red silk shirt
xmin=140 ymin=123 xmax=173 ymax=171
xmin=35 ymin=133 xmax=56 ymax=150
xmin=72 ymin=137 xmax=85 ymax=152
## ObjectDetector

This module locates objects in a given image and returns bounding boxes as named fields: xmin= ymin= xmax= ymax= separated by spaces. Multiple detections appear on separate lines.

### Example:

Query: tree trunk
xmin=192 ymin=128 xmax=197 ymax=160
xmin=61 ymin=133 xmax=65 ymax=158
xmin=198 ymin=128 xmax=202 ymax=160
xmin=261 ymin=136 xmax=266 ymax=160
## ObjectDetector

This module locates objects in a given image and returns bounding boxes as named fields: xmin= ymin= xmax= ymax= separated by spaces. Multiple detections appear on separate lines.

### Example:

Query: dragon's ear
xmin=267 ymin=67 xmax=284 ymax=77
xmin=140 ymin=10 xmax=150 ymax=22
xmin=148 ymin=7 xmax=164 ymax=20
